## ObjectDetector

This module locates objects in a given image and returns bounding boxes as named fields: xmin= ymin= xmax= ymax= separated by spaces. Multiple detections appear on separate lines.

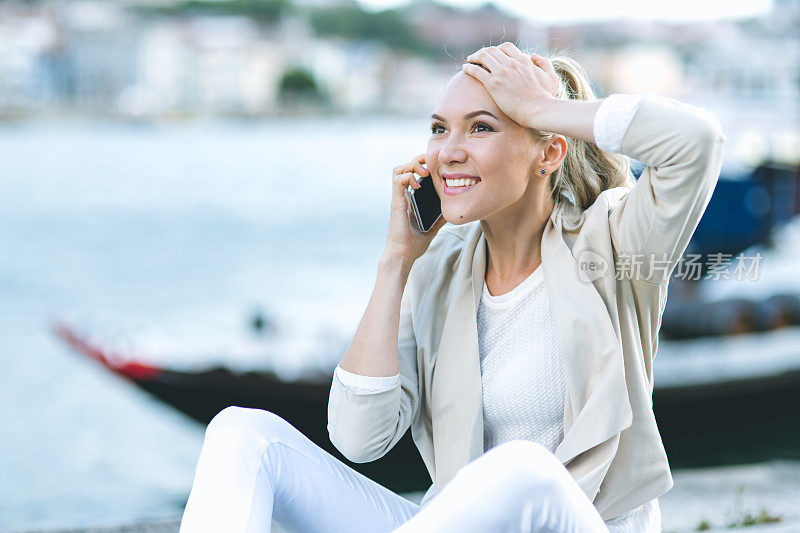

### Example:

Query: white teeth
xmin=445 ymin=178 xmax=479 ymax=188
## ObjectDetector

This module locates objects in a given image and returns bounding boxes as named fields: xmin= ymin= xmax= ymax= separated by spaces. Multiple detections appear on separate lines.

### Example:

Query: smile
xmin=444 ymin=177 xmax=480 ymax=195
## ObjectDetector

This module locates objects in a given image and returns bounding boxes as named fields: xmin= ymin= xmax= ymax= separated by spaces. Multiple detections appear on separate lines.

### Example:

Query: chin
xmin=441 ymin=208 xmax=479 ymax=226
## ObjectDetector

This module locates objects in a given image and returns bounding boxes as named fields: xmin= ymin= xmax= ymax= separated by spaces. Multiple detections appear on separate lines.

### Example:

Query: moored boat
xmin=53 ymin=318 xmax=800 ymax=489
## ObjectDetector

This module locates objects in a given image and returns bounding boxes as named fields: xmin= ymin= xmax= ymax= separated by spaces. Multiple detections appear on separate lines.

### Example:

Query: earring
xmin=540 ymin=168 xmax=546 ymax=175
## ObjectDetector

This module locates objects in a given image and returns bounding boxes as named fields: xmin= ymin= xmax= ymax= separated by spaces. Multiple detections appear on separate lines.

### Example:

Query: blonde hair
xmin=523 ymin=49 xmax=635 ymax=211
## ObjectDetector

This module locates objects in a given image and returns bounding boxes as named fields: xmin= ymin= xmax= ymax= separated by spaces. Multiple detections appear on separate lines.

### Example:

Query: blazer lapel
xmin=543 ymin=207 xmax=633 ymax=500
xmin=430 ymin=204 xmax=633 ymax=502
xmin=430 ymin=221 xmax=486 ymax=490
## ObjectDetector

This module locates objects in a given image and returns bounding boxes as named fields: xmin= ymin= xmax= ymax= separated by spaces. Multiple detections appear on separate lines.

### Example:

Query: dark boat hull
xmin=139 ymin=367 xmax=431 ymax=492
xmin=655 ymin=369 xmax=800 ymax=467
xmin=136 ymin=365 xmax=800 ymax=472
xmin=53 ymin=322 xmax=431 ymax=492
xmin=54 ymin=321 xmax=800 ymax=493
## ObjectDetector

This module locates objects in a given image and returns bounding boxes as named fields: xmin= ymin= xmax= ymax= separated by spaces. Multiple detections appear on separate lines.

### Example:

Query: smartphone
xmin=406 ymin=168 xmax=442 ymax=233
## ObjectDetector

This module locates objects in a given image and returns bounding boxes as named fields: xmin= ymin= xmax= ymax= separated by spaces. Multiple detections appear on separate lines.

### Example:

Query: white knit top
xmin=333 ymin=93 xmax=663 ymax=531
xmin=477 ymin=263 xmax=565 ymax=454
xmin=476 ymin=261 xmax=661 ymax=532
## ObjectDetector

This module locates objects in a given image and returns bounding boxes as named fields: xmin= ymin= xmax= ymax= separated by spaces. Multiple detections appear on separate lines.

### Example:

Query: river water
xmin=0 ymin=116 xmax=430 ymax=531
xmin=1 ymin=114 xmax=797 ymax=532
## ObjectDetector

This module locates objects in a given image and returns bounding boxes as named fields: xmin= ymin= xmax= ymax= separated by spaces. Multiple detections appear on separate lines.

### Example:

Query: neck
xmin=480 ymin=189 xmax=555 ymax=288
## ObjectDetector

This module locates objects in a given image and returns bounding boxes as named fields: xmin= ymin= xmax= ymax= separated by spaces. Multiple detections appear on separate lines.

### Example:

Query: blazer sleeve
xmin=326 ymin=274 xmax=420 ymax=463
xmin=334 ymin=364 xmax=399 ymax=393
xmin=603 ymin=93 xmax=727 ymax=285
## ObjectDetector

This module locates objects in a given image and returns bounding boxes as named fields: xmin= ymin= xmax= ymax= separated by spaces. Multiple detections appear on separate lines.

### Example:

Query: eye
xmin=430 ymin=122 xmax=445 ymax=134
xmin=430 ymin=121 xmax=494 ymax=134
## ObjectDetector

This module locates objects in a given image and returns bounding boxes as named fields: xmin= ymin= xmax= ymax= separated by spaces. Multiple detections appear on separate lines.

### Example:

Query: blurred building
xmin=404 ymin=0 xmax=547 ymax=56
xmin=0 ymin=0 xmax=797 ymax=152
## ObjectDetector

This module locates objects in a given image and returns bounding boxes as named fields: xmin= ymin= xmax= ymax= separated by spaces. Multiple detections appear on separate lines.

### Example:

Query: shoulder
xmin=598 ymin=185 xmax=635 ymax=212
xmin=559 ymin=186 xmax=633 ymax=231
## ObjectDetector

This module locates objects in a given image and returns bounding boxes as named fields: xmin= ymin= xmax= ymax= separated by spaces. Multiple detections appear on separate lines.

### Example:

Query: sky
xmin=356 ymin=0 xmax=775 ymax=25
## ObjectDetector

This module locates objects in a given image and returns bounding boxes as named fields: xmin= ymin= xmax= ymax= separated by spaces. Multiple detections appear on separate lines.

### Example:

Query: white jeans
xmin=179 ymin=406 xmax=609 ymax=533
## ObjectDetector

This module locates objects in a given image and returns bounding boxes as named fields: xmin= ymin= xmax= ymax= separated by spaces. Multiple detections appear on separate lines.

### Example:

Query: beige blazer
xmin=327 ymin=94 xmax=727 ymax=520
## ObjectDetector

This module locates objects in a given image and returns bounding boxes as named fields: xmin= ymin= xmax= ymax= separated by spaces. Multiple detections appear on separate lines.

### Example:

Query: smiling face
xmin=426 ymin=70 xmax=547 ymax=225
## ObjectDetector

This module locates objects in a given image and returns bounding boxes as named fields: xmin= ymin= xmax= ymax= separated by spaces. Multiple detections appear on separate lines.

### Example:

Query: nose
xmin=437 ymin=135 xmax=468 ymax=167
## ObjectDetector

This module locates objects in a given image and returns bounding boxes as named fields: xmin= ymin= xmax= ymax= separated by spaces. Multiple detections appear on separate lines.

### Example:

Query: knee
xmin=457 ymin=440 xmax=566 ymax=493
xmin=204 ymin=406 xmax=291 ymax=450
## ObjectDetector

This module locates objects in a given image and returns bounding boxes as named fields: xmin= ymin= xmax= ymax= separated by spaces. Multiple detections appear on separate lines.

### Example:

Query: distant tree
xmin=307 ymin=3 xmax=434 ymax=57
xmin=136 ymin=0 xmax=292 ymax=22
xmin=277 ymin=66 xmax=327 ymax=104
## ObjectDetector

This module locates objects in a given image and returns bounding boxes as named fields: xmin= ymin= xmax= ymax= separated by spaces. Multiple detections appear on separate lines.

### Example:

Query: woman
xmin=179 ymin=42 xmax=726 ymax=532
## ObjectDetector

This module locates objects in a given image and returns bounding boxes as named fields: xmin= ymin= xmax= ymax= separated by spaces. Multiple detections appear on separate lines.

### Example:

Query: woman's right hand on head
xmin=385 ymin=153 xmax=447 ymax=264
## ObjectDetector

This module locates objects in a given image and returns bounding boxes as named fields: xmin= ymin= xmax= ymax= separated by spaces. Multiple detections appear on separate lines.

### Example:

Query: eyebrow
xmin=430 ymin=110 xmax=499 ymax=122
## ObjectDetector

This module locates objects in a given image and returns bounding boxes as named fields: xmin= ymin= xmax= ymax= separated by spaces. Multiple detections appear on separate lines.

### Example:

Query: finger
xmin=415 ymin=154 xmax=431 ymax=178
xmin=465 ymin=46 xmax=489 ymax=62
xmin=406 ymin=171 xmax=421 ymax=190
xmin=412 ymin=161 xmax=430 ymax=177
xmin=407 ymin=163 xmax=429 ymax=189
xmin=404 ymin=171 xmax=423 ymax=190
xmin=466 ymin=49 xmax=502 ymax=73
xmin=530 ymin=52 xmax=557 ymax=76
xmin=394 ymin=160 xmax=429 ymax=183
xmin=483 ymin=46 xmax=513 ymax=68
xmin=399 ymin=157 xmax=429 ymax=176
xmin=398 ymin=177 xmax=415 ymax=213
xmin=394 ymin=171 xmax=416 ymax=192
xmin=461 ymin=62 xmax=490 ymax=84
xmin=497 ymin=42 xmax=530 ymax=64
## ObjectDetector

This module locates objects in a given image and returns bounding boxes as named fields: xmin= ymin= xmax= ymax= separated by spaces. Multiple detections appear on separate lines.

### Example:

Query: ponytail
xmin=524 ymin=49 xmax=635 ymax=211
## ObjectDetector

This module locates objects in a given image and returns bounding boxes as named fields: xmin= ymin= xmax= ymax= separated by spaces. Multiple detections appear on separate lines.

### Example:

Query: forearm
xmin=605 ymin=94 xmax=726 ymax=284
xmin=523 ymin=97 xmax=603 ymax=145
xmin=328 ymin=250 xmax=419 ymax=462
xmin=337 ymin=251 xmax=413 ymax=377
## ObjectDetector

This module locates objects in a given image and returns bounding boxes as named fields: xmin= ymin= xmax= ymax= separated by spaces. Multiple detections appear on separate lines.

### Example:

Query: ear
xmin=541 ymin=135 xmax=567 ymax=168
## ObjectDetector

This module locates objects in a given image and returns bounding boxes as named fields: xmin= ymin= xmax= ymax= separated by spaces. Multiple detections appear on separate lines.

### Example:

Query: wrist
xmin=379 ymin=250 xmax=415 ymax=276
xmin=522 ymin=95 xmax=559 ymax=129
xmin=524 ymin=97 xmax=602 ymax=145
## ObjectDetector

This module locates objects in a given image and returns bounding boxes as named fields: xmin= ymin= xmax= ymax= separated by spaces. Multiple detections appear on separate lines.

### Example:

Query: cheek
xmin=425 ymin=146 xmax=438 ymax=166
xmin=481 ymin=144 xmax=516 ymax=171
xmin=479 ymin=164 xmax=529 ymax=204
